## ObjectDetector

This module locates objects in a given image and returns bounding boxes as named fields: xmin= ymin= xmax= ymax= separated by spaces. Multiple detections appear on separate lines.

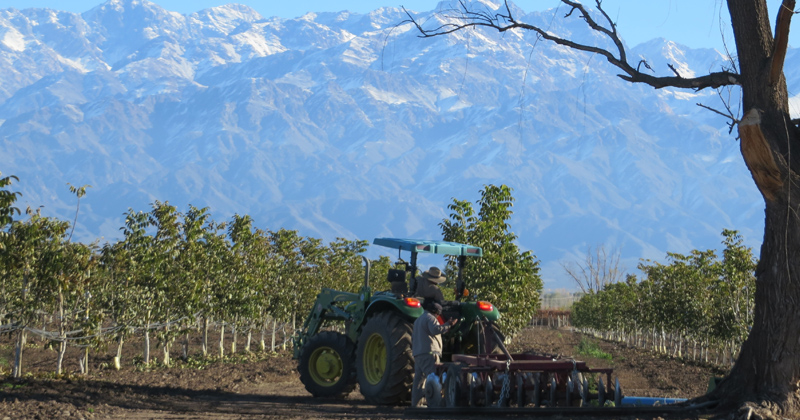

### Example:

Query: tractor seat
xmin=440 ymin=301 xmax=461 ymax=321
xmin=387 ymin=269 xmax=408 ymax=296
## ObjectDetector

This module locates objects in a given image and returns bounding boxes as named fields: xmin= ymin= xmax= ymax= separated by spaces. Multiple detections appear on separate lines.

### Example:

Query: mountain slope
xmin=0 ymin=0 xmax=765 ymax=288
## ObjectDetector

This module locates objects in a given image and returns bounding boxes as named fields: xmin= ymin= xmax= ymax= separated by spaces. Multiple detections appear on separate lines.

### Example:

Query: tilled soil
xmin=0 ymin=327 xmax=725 ymax=419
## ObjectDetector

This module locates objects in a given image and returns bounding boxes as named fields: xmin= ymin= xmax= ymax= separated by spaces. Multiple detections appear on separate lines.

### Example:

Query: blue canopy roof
xmin=372 ymin=237 xmax=483 ymax=257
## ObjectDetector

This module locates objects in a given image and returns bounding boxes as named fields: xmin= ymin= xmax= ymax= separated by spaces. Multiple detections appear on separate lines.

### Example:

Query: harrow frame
xmin=432 ymin=352 xmax=620 ymax=409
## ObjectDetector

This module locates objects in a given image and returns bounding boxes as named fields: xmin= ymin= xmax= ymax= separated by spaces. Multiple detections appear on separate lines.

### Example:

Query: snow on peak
xmin=190 ymin=3 xmax=263 ymax=35
xmin=0 ymin=0 xmax=764 ymax=291
xmin=0 ymin=26 xmax=25 ymax=51
xmin=631 ymin=38 xmax=697 ymax=78
xmin=84 ymin=0 xmax=179 ymax=22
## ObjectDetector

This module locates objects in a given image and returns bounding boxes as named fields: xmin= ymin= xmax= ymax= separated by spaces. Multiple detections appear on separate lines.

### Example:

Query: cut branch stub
xmin=769 ymin=0 xmax=796 ymax=86
xmin=738 ymin=109 xmax=783 ymax=202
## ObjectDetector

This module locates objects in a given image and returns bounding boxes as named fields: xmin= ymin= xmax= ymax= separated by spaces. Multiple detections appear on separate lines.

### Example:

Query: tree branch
xmin=403 ymin=0 xmax=740 ymax=90
xmin=769 ymin=0 xmax=796 ymax=86
xmin=697 ymin=102 xmax=739 ymax=136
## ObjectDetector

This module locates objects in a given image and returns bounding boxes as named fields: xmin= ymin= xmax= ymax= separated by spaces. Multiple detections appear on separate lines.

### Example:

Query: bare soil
xmin=0 ymin=326 xmax=725 ymax=419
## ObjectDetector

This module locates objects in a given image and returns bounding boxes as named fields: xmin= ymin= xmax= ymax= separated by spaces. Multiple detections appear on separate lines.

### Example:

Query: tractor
xmin=292 ymin=237 xmax=501 ymax=404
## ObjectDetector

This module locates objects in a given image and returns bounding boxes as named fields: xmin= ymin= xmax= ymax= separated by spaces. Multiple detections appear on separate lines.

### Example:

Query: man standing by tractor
xmin=411 ymin=299 xmax=457 ymax=407
xmin=414 ymin=266 xmax=446 ymax=301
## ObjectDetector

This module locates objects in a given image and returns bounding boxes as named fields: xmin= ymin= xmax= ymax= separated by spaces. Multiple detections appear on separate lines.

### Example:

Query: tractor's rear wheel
xmin=298 ymin=331 xmax=357 ymax=398
xmin=356 ymin=311 xmax=414 ymax=404
xmin=462 ymin=322 xmax=505 ymax=354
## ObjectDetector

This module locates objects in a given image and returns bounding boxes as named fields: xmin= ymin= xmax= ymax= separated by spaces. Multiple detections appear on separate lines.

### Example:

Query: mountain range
xmin=0 ymin=0 xmax=774 ymax=289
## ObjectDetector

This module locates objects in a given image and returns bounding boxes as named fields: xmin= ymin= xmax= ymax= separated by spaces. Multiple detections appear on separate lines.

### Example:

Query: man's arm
xmin=426 ymin=313 xmax=454 ymax=335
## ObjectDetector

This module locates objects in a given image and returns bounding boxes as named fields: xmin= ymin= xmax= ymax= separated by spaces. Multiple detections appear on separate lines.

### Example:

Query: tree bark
xmin=710 ymin=1 xmax=800 ymax=416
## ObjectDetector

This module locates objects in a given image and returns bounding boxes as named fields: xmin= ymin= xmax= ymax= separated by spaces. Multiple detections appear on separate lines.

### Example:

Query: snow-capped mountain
xmin=0 ymin=0 xmax=767 ymax=289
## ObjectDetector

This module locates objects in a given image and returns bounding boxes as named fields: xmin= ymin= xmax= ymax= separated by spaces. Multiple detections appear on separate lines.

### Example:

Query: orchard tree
xmin=0 ymin=172 xmax=21 ymax=238
xmin=408 ymin=0 xmax=799 ymax=417
xmin=0 ymin=172 xmax=21 ymax=331
xmin=440 ymin=184 xmax=543 ymax=335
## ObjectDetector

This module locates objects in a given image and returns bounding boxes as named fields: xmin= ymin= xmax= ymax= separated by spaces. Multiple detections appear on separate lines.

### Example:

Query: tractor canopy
xmin=372 ymin=238 xmax=483 ymax=257
xmin=373 ymin=237 xmax=482 ymax=302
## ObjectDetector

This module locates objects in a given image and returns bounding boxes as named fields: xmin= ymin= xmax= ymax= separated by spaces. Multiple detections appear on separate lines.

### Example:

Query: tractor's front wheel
xmin=356 ymin=311 xmax=414 ymax=404
xmin=298 ymin=331 xmax=357 ymax=398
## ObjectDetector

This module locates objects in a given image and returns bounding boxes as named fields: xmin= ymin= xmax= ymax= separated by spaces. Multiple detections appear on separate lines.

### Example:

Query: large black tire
xmin=462 ymin=321 xmax=505 ymax=354
xmin=356 ymin=311 xmax=414 ymax=404
xmin=298 ymin=331 xmax=357 ymax=398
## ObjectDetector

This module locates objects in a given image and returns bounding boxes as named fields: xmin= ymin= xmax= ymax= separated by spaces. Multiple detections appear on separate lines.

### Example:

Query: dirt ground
xmin=0 ymin=326 xmax=725 ymax=419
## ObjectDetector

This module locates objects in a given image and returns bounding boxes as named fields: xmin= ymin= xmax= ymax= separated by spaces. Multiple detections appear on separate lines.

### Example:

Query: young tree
xmin=226 ymin=214 xmax=262 ymax=354
xmin=440 ymin=184 xmax=543 ymax=335
xmin=0 ymin=172 xmax=21 ymax=341
xmin=408 ymin=1 xmax=800 ymax=416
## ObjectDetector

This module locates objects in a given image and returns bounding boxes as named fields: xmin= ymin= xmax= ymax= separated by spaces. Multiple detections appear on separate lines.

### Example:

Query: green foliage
xmin=575 ymin=338 xmax=612 ymax=360
xmin=440 ymin=184 xmax=543 ymax=336
xmin=0 ymin=172 xmax=21 ymax=232
xmin=0 ymin=175 xmax=548 ymax=373
xmin=572 ymin=230 xmax=757 ymax=351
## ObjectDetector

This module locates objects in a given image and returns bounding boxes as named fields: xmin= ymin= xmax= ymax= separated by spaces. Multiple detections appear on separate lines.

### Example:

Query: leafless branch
xmin=636 ymin=60 xmax=653 ymax=73
xmin=403 ymin=0 xmax=741 ymax=90
xmin=668 ymin=64 xmax=682 ymax=78
xmin=561 ymin=244 xmax=625 ymax=294
xmin=697 ymin=103 xmax=738 ymax=122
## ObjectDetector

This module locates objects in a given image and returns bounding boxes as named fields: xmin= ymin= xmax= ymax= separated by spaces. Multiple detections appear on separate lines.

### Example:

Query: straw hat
xmin=422 ymin=267 xmax=446 ymax=284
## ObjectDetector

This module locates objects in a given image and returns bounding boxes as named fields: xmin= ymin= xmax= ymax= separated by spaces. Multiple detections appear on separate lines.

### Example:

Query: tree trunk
xmin=163 ymin=324 xmax=171 ymax=367
xmin=80 ymin=347 xmax=89 ymax=375
xmin=218 ymin=323 xmax=225 ymax=358
xmin=231 ymin=324 xmax=237 ymax=355
xmin=246 ymin=329 xmax=252 ymax=353
xmin=182 ymin=332 xmax=189 ymax=361
xmin=259 ymin=325 xmax=266 ymax=352
xmin=114 ymin=336 xmax=124 ymax=370
xmin=13 ymin=328 xmax=26 ymax=378
xmin=711 ymin=1 xmax=800 ymax=416
xmin=56 ymin=291 xmax=66 ymax=375
xmin=202 ymin=316 xmax=209 ymax=356
xmin=144 ymin=329 xmax=151 ymax=365
xmin=271 ymin=319 xmax=277 ymax=352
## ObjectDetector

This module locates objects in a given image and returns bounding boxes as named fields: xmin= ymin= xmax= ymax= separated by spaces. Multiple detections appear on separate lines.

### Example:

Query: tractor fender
xmin=459 ymin=301 xmax=501 ymax=322
xmin=365 ymin=297 xmax=422 ymax=324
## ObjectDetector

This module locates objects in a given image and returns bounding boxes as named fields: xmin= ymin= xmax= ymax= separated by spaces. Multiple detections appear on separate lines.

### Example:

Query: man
xmin=414 ymin=266 xmax=446 ymax=302
xmin=411 ymin=299 xmax=457 ymax=407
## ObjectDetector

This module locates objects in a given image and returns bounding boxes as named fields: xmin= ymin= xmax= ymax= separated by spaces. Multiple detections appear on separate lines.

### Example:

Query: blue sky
xmin=0 ymin=0 xmax=797 ymax=51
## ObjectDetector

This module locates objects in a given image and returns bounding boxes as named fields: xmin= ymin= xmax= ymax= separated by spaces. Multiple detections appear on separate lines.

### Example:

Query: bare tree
xmin=561 ymin=244 xmax=624 ymax=294
xmin=406 ymin=1 xmax=800 ymax=418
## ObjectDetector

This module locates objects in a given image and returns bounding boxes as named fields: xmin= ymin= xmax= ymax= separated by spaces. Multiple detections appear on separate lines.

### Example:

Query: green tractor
xmin=292 ymin=238 xmax=502 ymax=405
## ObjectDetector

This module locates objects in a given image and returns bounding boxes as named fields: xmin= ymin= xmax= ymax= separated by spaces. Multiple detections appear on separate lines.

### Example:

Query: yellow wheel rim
xmin=309 ymin=346 xmax=344 ymax=386
xmin=363 ymin=332 xmax=387 ymax=385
